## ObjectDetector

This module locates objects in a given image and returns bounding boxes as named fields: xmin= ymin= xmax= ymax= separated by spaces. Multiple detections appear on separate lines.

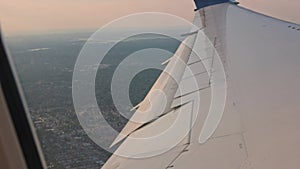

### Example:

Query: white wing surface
xmin=102 ymin=2 xmax=300 ymax=169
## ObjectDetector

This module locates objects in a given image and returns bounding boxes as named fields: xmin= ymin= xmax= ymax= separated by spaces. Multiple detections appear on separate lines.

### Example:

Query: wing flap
xmin=110 ymin=31 xmax=198 ymax=147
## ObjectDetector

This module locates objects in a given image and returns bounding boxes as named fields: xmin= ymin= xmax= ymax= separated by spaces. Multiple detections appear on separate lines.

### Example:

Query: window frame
xmin=0 ymin=30 xmax=46 ymax=169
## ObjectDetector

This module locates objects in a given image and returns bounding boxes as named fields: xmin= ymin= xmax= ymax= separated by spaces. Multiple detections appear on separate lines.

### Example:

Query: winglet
xmin=193 ymin=0 xmax=230 ymax=11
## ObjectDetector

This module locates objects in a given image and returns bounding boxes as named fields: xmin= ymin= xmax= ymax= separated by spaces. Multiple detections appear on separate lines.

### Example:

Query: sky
xmin=0 ymin=0 xmax=300 ymax=35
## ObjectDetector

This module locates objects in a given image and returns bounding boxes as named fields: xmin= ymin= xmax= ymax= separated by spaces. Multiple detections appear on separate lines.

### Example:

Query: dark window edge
xmin=0 ymin=29 xmax=46 ymax=169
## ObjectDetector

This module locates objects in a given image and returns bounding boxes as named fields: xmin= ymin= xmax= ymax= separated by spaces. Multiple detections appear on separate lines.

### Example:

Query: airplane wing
xmin=102 ymin=1 xmax=300 ymax=169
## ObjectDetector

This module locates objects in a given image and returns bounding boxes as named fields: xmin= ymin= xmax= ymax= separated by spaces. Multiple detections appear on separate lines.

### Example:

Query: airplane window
xmin=2 ymin=1 xmax=300 ymax=169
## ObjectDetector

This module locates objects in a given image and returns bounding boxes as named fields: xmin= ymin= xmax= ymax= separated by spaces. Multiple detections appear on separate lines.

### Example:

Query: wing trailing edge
xmin=109 ymin=33 xmax=197 ymax=148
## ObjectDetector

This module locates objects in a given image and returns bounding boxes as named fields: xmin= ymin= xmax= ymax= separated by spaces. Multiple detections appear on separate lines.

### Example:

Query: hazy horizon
xmin=1 ymin=0 xmax=300 ymax=35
